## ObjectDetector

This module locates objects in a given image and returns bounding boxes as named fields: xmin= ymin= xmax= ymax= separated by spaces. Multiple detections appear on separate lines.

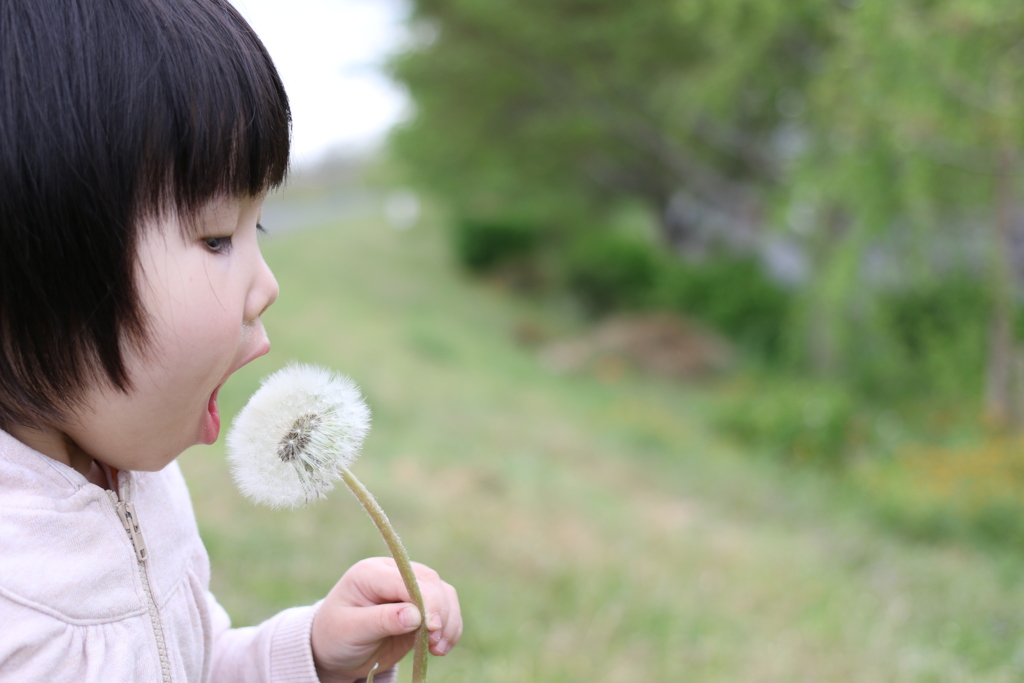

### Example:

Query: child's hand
xmin=310 ymin=557 xmax=462 ymax=682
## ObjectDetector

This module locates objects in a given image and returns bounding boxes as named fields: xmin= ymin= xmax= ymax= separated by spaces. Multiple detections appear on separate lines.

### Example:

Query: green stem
xmin=339 ymin=467 xmax=429 ymax=683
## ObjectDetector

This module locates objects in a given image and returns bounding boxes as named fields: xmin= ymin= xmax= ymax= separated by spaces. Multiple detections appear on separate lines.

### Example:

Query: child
xmin=0 ymin=1 xmax=462 ymax=681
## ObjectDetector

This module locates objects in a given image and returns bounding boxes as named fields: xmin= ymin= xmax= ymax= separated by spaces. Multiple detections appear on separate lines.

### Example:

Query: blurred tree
xmin=791 ymin=0 xmax=1024 ymax=426
xmin=389 ymin=0 xmax=833 ymax=254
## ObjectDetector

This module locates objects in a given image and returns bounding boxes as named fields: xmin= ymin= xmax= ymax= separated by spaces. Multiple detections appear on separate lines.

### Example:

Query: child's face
xmin=64 ymin=195 xmax=279 ymax=471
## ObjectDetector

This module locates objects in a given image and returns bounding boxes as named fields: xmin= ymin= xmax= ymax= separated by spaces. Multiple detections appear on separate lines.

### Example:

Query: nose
xmin=246 ymin=250 xmax=279 ymax=322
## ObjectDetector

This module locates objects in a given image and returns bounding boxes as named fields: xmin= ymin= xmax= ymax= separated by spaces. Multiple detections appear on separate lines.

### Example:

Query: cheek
xmin=140 ymin=319 xmax=242 ymax=400
xmin=144 ymin=277 xmax=245 ymax=371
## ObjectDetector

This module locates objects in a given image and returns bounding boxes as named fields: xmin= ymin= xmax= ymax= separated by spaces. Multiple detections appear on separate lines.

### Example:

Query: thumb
xmin=359 ymin=603 xmax=422 ymax=641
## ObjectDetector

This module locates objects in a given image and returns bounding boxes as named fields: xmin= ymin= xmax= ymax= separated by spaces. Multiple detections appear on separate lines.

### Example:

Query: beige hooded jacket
xmin=0 ymin=429 xmax=395 ymax=683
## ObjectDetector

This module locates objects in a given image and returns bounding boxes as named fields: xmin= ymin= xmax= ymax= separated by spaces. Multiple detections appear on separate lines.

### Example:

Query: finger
xmin=420 ymin=580 xmax=461 ymax=656
xmin=346 ymin=601 xmax=423 ymax=646
xmin=413 ymin=568 xmax=453 ymax=646
xmin=358 ymin=559 xmax=442 ymax=609
xmin=403 ymin=562 xmax=445 ymax=625
xmin=414 ymin=573 xmax=446 ymax=633
xmin=440 ymin=582 xmax=462 ymax=645
xmin=429 ymin=583 xmax=461 ymax=656
xmin=345 ymin=558 xmax=413 ymax=607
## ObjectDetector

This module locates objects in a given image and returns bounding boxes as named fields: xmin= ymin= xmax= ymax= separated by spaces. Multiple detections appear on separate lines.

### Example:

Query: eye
xmin=202 ymin=236 xmax=233 ymax=254
xmin=257 ymin=222 xmax=267 ymax=235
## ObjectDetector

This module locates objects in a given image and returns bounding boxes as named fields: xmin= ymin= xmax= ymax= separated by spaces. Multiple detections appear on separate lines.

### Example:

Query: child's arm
xmin=310 ymin=557 xmax=463 ymax=683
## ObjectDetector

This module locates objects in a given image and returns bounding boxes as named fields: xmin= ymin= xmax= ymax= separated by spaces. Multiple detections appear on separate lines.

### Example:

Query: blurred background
xmin=182 ymin=1 xmax=1024 ymax=680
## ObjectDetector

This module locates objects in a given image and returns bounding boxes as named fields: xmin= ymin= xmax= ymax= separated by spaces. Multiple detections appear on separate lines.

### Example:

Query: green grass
xmin=179 ymin=200 xmax=1024 ymax=682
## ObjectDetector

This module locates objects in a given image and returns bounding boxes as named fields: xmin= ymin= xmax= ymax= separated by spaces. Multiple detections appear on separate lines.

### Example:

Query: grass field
xmin=179 ymin=196 xmax=1024 ymax=682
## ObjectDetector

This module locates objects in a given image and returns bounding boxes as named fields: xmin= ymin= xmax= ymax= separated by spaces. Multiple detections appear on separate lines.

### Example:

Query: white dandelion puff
xmin=226 ymin=363 xmax=431 ymax=682
xmin=227 ymin=363 xmax=370 ymax=509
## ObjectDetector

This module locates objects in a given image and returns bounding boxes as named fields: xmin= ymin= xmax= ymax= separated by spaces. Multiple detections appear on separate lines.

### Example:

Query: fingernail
xmin=400 ymin=607 xmax=421 ymax=629
xmin=437 ymin=638 xmax=450 ymax=655
xmin=428 ymin=613 xmax=442 ymax=630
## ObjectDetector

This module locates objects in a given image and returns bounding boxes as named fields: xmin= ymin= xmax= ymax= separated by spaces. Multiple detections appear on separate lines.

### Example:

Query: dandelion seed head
xmin=278 ymin=413 xmax=321 ymax=462
xmin=226 ymin=363 xmax=371 ymax=509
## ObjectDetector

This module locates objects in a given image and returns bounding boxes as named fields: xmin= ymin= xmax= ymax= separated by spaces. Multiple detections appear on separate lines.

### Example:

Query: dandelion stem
xmin=339 ymin=466 xmax=429 ymax=683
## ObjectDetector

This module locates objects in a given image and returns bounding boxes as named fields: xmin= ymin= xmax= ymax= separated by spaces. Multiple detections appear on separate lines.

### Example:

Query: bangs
xmin=134 ymin=0 xmax=292 ymax=230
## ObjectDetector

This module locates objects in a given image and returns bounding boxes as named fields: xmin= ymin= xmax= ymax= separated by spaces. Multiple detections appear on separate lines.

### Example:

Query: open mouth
xmin=201 ymin=331 xmax=270 ymax=445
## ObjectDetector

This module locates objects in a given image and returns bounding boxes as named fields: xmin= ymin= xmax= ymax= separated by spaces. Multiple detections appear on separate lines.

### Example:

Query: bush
xmin=654 ymin=256 xmax=793 ymax=360
xmin=560 ymin=238 xmax=793 ymax=355
xmin=712 ymin=382 xmax=867 ymax=467
xmin=563 ymin=234 xmax=659 ymax=314
xmin=853 ymin=275 xmax=992 ymax=400
xmin=882 ymin=277 xmax=990 ymax=355
xmin=453 ymin=218 xmax=541 ymax=272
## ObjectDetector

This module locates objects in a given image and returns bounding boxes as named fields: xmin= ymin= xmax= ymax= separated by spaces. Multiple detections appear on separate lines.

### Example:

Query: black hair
xmin=0 ymin=0 xmax=291 ymax=429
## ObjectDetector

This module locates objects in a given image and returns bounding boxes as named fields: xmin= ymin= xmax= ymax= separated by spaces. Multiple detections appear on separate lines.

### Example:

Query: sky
xmin=232 ymin=0 xmax=409 ymax=167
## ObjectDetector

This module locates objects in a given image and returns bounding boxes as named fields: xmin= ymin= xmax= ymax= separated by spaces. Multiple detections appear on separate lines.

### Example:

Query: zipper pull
xmin=115 ymin=501 xmax=149 ymax=562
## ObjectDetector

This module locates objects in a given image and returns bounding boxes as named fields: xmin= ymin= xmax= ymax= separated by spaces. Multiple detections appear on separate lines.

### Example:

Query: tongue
xmin=203 ymin=389 xmax=221 ymax=445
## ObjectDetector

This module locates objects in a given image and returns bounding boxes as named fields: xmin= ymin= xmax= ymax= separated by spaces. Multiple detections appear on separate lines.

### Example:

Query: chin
xmin=137 ymin=435 xmax=194 ymax=471
xmin=130 ymin=452 xmax=181 ymax=472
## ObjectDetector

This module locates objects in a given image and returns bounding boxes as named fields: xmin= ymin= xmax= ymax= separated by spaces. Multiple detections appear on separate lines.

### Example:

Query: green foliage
xmin=784 ymin=0 xmax=1024 ymax=410
xmin=777 ymin=273 xmax=992 ymax=402
xmin=870 ymin=276 xmax=991 ymax=398
xmin=563 ymin=234 xmax=659 ymax=314
xmin=453 ymin=217 xmax=541 ymax=272
xmin=654 ymin=256 xmax=793 ymax=359
xmin=884 ymin=278 xmax=989 ymax=357
xmin=713 ymin=381 xmax=864 ymax=467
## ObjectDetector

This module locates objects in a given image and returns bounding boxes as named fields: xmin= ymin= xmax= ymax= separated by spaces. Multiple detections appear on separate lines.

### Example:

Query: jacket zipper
xmin=110 ymin=479 xmax=172 ymax=683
